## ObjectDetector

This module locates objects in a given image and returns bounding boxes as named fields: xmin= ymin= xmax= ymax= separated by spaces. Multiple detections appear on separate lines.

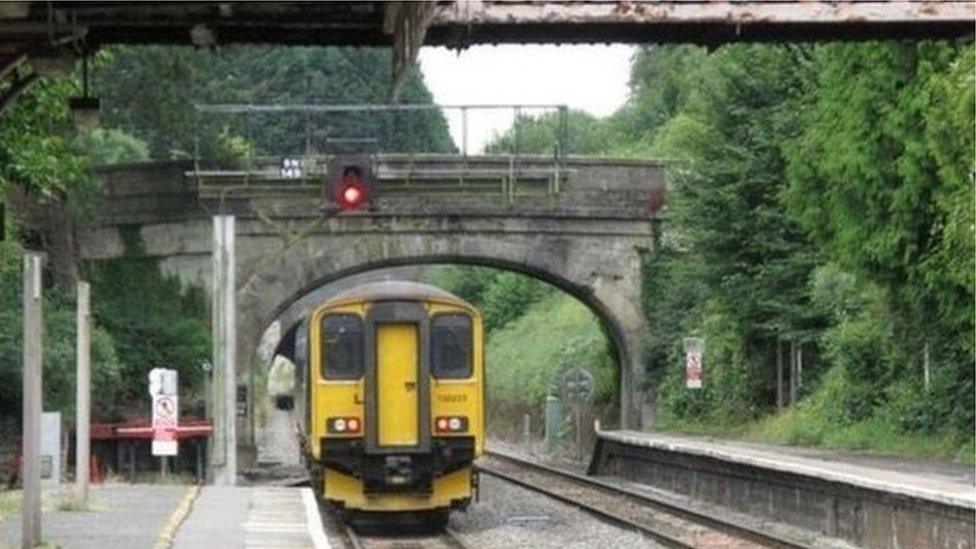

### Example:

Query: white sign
xmin=684 ymin=338 xmax=704 ymax=389
xmin=40 ymin=412 xmax=61 ymax=487
xmin=149 ymin=367 xmax=178 ymax=397
xmin=150 ymin=368 xmax=179 ymax=456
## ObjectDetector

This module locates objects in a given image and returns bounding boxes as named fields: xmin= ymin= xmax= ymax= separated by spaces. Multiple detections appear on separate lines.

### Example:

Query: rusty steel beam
xmin=427 ymin=1 xmax=976 ymax=46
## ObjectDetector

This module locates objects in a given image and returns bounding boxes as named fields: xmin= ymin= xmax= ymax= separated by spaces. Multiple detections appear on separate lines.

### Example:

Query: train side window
xmin=431 ymin=314 xmax=472 ymax=379
xmin=322 ymin=314 xmax=364 ymax=380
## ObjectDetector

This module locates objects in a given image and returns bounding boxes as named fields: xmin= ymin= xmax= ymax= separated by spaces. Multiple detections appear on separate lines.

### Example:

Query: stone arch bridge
xmin=78 ymin=155 xmax=662 ymax=451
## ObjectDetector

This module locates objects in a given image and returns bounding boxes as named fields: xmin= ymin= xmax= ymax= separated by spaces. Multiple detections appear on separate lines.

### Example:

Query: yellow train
xmin=294 ymin=281 xmax=484 ymax=529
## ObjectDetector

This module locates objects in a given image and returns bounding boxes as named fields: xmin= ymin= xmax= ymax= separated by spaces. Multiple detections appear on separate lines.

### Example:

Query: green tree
xmin=96 ymin=46 xmax=455 ymax=161
xmin=484 ymin=109 xmax=618 ymax=156
xmin=783 ymin=41 xmax=975 ymax=436
xmin=647 ymin=45 xmax=822 ymax=423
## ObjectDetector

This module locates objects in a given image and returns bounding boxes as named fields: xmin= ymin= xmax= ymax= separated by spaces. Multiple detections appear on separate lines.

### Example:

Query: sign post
xmin=561 ymin=365 xmax=595 ymax=461
xmin=149 ymin=368 xmax=179 ymax=475
xmin=684 ymin=338 xmax=704 ymax=389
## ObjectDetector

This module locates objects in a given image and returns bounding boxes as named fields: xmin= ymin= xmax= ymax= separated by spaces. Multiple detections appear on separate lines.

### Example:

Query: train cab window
xmin=431 ymin=314 xmax=472 ymax=379
xmin=322 ymin=314 xmax=364 ymax=380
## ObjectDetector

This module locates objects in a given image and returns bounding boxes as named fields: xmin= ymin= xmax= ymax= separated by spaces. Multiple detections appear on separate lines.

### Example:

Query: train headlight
xmin=328 ymin=417 xmax=361 ymax=435
xmin=435 ymin=416 xmax=468 ymax=433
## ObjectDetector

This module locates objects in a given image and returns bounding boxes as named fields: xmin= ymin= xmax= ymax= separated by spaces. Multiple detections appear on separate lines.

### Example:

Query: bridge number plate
xmin=684 ymin=338 xmax=704 ymax=389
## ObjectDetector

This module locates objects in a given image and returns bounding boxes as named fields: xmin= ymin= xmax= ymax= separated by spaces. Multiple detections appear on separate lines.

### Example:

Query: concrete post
xmin=22 ymin=252 xmax=43 ymax=549
xmin=212 ymin=216 xmax=237 ymax=485
xmin=75 ymin=281 xmax=91 ymax=503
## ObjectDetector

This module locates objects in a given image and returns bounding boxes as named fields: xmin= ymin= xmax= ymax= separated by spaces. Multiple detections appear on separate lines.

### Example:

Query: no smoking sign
xmin=149 ymin=368 xmax=179 ymax=456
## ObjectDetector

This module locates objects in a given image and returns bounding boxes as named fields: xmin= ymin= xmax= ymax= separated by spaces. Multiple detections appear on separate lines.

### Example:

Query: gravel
xmin=448 ymin=475 xmax=657 ymax=548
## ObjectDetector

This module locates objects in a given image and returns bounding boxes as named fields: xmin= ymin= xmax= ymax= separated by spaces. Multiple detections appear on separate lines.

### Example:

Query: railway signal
xmin=326 ymin=155 xmax=375 ymax=213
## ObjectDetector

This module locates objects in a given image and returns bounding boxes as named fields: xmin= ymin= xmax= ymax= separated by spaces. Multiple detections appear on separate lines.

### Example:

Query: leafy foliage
xmin=486 ymin=293 xmax=616 ymax=415
xmin=82 ymin=256 xmax=210 ymax=409
xmin=0 ymin=241 xmax=123 ymax=421
xmin=72 ymin=128 xmax=150 ymax=165
xmin=422 ymin=265 xmax=553 ymax=333
xmin=95 ymin=46 xmax=456 ymax=160
xmin=0 ymin=75 xmax=87 ymax=201
xmin=641 ymin=41 xmax=974 ymax=455
xmin=485 ymin=109 xmax=622 ymax=156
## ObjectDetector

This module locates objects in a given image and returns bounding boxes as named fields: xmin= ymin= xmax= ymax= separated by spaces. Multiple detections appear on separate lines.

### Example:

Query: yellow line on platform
xmin=154 ymin=485 xmax=201 ymax=549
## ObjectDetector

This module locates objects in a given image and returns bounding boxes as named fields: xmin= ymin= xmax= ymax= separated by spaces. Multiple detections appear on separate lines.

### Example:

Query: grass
xmin=655 ymin=404 xmax=975 ymax=464
xmin=743 ymin=409 xmax=976 ymax=463
xmin=0 ymin=489 xmax=20 ymax=522
xmin=486 ymin=293 xmax=616 ymax=426
xmin=55 ymin=492 xmax=92 ymax=512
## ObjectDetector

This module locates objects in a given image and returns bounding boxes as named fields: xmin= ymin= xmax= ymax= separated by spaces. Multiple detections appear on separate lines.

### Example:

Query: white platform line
xmin=301 ymin=487 xmax=332 ymax=549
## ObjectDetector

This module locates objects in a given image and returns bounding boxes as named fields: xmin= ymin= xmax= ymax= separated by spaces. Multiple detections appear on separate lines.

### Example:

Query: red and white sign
xmin=152 ymin=395 xmax=179 ymax=456
xmin=684 ymin=338 xmax=704 ymax=389
xmin=150 ymin=368 xmax=180 ymax=456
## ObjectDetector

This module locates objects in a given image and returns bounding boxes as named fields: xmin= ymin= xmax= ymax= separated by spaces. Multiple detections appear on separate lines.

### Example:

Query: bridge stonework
xmin=79 ymin=156 xmax=662 ymax=449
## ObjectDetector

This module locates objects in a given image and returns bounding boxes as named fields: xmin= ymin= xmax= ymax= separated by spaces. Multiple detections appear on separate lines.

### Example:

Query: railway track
xmin=478 ymin=449 xmax=811 ymax=549
xmin=343 ymin=523 xmax=469 ymax=549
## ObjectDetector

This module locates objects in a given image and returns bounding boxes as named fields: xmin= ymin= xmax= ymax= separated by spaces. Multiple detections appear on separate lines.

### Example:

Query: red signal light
xmin=335 ymin=166 xmax=369 ymax=211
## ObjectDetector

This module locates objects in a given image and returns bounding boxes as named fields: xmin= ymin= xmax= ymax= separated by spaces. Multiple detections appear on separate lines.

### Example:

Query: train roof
xmin=320 ymin=280 xmax=475 ymax=310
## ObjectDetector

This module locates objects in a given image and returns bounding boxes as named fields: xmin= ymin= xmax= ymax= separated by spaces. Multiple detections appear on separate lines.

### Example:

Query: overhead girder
xmin=0 ymin=1 xmax=972 ymax=115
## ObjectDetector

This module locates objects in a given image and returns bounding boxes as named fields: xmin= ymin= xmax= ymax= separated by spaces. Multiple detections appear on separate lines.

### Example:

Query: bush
xmin=0 ymin=242 xmax=123 ymax=421
xmin=486 ymin=293 xmax=615 ymax=426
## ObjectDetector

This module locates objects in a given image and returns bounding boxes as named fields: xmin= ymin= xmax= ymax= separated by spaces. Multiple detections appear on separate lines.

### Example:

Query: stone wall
xmin=80 ymin=157 xmax=662 ymax=435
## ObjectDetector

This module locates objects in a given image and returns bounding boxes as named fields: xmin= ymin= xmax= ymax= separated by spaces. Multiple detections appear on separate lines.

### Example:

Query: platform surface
xmin=175 ymin=486 xmax=330 ymax=549
xmin=600 ymin=430 xmax=976 ymax=509
xmin=0 ymin=484 xmax=187 ymax=549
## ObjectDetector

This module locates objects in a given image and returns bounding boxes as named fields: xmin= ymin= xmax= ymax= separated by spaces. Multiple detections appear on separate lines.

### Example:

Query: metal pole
xmin=923 ymin=341 xmax=931 ymax=392
xmin=796 ymin=343 xmax=803 ymax=394
xmin=522 ymin=414 xmax=530 ymax=448
xmin=461 ymin=106 xmax=468 ymax=158
xmin=776 ymin=340 xmax=783 ymax=409
xmin=22 ymin=252 xmax=43 ymax=549
xmin=789 ymin=340 xmax=797 ymax=405
xmin=75 ymin=281 xmax=91 ymax=504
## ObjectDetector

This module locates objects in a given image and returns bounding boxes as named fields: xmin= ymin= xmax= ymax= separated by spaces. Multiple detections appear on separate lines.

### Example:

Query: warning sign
xmin=153 ymin=395 xmax=177 ymax=427
xmin=149 ymin=368 xmax=179 ymax=456
xmin=152 ymin=395 xmax=179 ymax=456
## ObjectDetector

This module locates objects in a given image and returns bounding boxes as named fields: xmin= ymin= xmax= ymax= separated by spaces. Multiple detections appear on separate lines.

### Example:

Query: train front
xmin=303 ymin=282 xmax=484 ymax=528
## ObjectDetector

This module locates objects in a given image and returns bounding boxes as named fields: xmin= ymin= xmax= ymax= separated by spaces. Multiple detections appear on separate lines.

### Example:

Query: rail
xmin=342 ymin=522 xmax=470 ymax=549
xmin=478 ymin=449 xmax=811 ymax=549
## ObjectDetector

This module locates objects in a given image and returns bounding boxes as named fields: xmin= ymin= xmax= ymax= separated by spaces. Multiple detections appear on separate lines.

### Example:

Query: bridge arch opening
xmin=249 ymin=257 xmax=636 ymax=464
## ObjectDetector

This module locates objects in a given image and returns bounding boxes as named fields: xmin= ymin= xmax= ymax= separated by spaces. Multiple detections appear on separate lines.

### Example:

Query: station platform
xmin=590 ymin=430 xmax=976 ymax=548
xmin=174 ymin=486 xmax=330 ymax=549
xmin=0 ymin=484 xmax=331 ymax=549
